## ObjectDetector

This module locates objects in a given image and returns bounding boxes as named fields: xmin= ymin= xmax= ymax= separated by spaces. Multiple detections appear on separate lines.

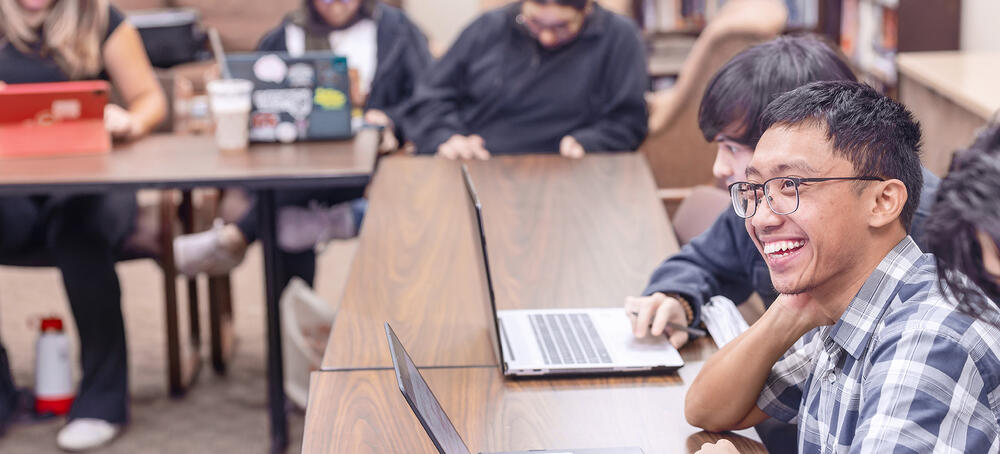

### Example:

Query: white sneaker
xmin=173 ymin=220 xmax=247 ymax=277
xmin=57 ymin=418 xmax=120 ymax=451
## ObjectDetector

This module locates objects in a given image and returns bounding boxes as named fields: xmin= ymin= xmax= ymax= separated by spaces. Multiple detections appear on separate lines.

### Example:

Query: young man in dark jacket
xmin=404 ymin=0 xmax=648 ymax=158
xmin=625 ymin=35 xmax=941 ymax=349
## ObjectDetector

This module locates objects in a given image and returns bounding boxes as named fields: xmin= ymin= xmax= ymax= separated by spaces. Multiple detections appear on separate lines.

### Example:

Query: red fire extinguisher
xmin=35 ymin=317 xmax=74 ymax=415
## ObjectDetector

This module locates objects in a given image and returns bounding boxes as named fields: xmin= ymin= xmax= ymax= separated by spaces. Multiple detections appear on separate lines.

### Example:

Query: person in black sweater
xmin=403 ymin=0 xmax=648 ymax=158
xmin=173 ymin=0 xmax=431 ymax=289
xmin=0 ymin=0 xmax=166 ymax=449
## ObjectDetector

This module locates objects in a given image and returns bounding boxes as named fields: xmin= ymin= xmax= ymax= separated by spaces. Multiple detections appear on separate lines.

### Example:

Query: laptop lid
xmin=0 ymin=81 xmax=111 ymax=158
xmin=225 ymin=52 xmax=352 ymax=142
xmin=461 ymin=165 xmax=506 ymax=373
xmin=385 ymin=322 xmax=472 ymax=454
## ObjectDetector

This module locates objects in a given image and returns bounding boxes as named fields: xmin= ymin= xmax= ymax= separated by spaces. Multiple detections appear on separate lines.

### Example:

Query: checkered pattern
xmin=758 ymin=236 xmax=1000 ymax=453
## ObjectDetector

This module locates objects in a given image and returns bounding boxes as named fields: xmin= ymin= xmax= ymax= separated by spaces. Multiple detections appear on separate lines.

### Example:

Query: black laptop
xmin=384 ymin=322 xmax=644 ymax=454
xmin=225 ymin=52 xmax=353 ymax=143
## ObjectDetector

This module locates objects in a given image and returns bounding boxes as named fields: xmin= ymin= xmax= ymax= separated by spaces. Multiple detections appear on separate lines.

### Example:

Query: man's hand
xmin=364 ymin=109 xmax=399 ymax=153
xmin=437 ymin=134 xmax=490 ymax=160
xmin=104 ymin=104 xmax=140 ymax=139
xmin=694 ymin=440 xmax=740 ymax=454
xmin=624 ymin=292 xmax=690 ymax=349
xmin=773 ymin=293 xmax=836 ymax=330
xmin=559 ymin=135 xmax=585 ymax=159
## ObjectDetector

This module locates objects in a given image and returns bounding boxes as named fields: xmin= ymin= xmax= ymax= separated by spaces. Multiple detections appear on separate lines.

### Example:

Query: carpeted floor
xmin=0 ymin=240 xmax=356 ymax=454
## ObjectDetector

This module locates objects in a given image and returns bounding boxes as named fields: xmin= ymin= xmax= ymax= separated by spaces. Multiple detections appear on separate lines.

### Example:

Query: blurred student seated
xmin=0 ymin=0 xmax=166 ymax=450
xmin=403 ymin=0 xmax=648 ymax=159
xmin=685 ymin=81 xmax=1000 ymax=453
xmin=926 ymin=121 xmax=1000 ymax=316
xmin=173 ymin=0 xmax=431 ymax=287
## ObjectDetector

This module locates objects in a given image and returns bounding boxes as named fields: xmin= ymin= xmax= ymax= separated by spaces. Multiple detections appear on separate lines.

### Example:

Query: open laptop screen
xmin=386 ymin=323 xmax=471 ymax=454
xmin=461 ymin=164 xmax=505 ymax=371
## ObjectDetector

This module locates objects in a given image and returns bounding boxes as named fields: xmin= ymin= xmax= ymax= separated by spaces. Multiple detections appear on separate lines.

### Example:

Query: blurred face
xmin=519 ymin=1 xmax=589 ymax=49
xmin=979 ymin=230 xmax=1000 ymax=282
xmin=18 ymin=0 xmax=54 ymax=12
xmin=713 ymin=133 xmax=754 ymax=185
xmin=745 ymin=124 xmax=873 ymax=295
xmin=312 ymin=0 xmax=362 ymax=28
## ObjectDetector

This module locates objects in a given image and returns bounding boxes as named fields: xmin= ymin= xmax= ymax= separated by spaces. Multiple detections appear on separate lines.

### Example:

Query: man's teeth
xmin=763 ymin=240 xmax=805 ymax=255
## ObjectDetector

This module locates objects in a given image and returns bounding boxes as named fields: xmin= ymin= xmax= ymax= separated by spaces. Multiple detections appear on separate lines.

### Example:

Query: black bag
xmin=129 ymin=8 xmax=206 ymax=68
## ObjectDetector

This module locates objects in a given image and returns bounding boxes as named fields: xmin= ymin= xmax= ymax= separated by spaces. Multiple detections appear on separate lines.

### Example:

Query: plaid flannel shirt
xmin=758 ymin=236 xmax=1000 ymax=453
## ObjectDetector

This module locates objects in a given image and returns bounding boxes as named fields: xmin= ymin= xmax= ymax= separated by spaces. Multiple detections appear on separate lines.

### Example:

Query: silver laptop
xmin=461 ymin=165 xmax=684 ymax=377
xmin=385 ymin=322 xmax=644 ymax=454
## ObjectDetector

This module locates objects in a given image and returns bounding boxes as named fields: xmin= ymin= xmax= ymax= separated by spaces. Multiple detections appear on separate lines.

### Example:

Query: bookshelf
xmin=637 ymin=0 xmax=819 ymax=33
xmin=831 ymin=0 xmax=961 ymax=93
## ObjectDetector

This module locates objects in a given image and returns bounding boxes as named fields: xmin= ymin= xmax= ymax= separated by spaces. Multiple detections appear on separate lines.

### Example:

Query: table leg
xmin=257 ymin=189 xmax=289 ymax=453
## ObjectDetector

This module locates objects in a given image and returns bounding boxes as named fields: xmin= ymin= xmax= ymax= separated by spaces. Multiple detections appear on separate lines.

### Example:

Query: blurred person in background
xmin=172 ymin=0 xmax=432 ymax=292
xmin=0 ymin=0 xmax=166 ymax=450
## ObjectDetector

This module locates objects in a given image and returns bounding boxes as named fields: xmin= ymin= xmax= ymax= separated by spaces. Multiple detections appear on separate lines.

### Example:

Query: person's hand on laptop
xmin=437 ymin=134 xmax=490 ymax=160
xmin=559 ymin=135 xmax=585 ymax=159
xmin=625 ymin=292 xmax=689 ymax=349
xmin=104 ymin=104 xmax=140 ymax=140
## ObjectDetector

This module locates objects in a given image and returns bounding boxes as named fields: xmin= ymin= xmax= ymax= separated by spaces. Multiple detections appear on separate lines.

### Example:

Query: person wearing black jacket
xmin=624 ymin=35 xmax=941 ymax=350
xmin=403 ymin=0 xmax=648 ymax=158
xmin=173 ymin=0 xmax=431 ymax=287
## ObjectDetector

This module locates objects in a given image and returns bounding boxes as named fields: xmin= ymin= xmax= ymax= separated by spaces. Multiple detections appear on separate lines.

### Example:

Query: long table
xmin=305 ymin=153 xmax=764 ymax=453
xmin=0 ymin=130 xmax=379 ymax=453
xmin=322 ymin=154 xmax=678 ymax=370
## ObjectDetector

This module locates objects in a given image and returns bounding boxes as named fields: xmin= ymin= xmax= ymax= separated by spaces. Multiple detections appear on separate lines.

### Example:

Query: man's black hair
xmin=524 ymin=0 xmax=591 ymax=10
xmin=926 ymin=123 xmax=1000 ymax=316
xmin=698 ymin=34 xmax=856 ymax=146
xmin=758 ymin=80 xmax=924 ymax=231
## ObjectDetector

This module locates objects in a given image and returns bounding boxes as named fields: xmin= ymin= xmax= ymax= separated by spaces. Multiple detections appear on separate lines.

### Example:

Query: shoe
xmin=56 ymin=418 xmax=120 ymax=451
xmin=277 ymin=200 xmax=364 ymax=253
xmin=173 ymin=220 xmax=247 ymax=277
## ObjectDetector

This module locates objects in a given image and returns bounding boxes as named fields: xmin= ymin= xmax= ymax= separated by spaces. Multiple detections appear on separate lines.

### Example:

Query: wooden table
xmin=0 ymin=129 xmax=379 ymax=453
xmin=897 ymin=51 xmax=1000 ymax=176
xmin=322 ymin=153 xmax=679 ymax=370
xmin=305 ymin=152 xmax=763 ymax=453
xmin=304 ymin=340 xmax=762 ymax=454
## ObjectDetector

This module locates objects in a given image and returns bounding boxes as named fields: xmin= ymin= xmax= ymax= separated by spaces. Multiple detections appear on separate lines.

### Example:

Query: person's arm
xmin=402 ymin=20 xmax=481 ymax=155
xmin=626 ymin=210 xmax=760 ymax=347
xmin=102 ymin=22 xmax=166 ymax=140
xmin=564 ymin=24 xmax=648 ymax=153
xmin=378 ymin=15 xmax=433 ymax=142
xmin=686 ymin=294 xmax=831 ymax=432
xmin=850 ymin=325 xmax=999 ymax=452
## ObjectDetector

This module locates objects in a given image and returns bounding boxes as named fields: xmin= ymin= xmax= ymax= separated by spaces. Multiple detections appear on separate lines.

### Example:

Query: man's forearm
xmin=685 ymin=302 xmax=814 ymax=431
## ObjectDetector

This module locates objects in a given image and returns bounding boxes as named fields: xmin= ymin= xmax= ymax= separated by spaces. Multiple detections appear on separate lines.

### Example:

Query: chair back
xmin=640 ymin=0 xmax=787 ymax=191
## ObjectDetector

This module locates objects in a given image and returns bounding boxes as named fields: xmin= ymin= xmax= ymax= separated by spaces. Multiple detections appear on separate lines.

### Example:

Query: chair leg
xmin=209 ymin=274 xmax=235 ymax=374
xmin=178 ymin=191 xmax=203 ymax=392
xmin=159 ymin=191 xmax=185 ymax=397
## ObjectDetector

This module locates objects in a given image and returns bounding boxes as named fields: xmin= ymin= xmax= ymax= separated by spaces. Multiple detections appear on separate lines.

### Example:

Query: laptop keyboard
xmin=528 ymin=313 xmax=612 ymax=365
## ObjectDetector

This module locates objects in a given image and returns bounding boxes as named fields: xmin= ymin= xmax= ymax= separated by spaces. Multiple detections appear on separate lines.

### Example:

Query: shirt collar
xmin=828 ymin=236 xmax=925 ymax=359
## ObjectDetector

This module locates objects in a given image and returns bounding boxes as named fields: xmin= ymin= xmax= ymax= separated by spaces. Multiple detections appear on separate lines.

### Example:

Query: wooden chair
xmin=640 ymin=0 xmax=787 ymax=215
xmin=0 ymin=191 xmax=233 ymax=397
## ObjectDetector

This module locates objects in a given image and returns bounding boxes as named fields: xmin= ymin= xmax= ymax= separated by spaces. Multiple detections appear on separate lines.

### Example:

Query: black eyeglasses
xmin=728 ymin=176 xmax=885 ymax=218
xmin=516 ymin=14 xmax=579 ymax=44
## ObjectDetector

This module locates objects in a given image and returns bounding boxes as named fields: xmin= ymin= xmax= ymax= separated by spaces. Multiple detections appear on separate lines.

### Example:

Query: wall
xmin=961 ymin=0 xmax=1000 ymax=51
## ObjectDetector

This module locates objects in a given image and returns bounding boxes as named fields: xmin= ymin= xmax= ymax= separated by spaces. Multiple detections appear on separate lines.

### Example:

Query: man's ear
xmin=868 ymin=179 xmax=907 ymax=229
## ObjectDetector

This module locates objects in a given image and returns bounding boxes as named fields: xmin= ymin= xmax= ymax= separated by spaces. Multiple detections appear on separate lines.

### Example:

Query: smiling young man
xmin=626 ymin=35 xmax=941 ymax=349
xmin=684 ymin=81 xmax=1000 ymax=453
xmin=402 ymin=0 xmax=647 ymax=158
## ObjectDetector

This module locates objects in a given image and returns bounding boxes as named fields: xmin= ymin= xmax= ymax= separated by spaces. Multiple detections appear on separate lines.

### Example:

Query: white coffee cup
xmin=206 ymin=79 xmax=253 ymax=153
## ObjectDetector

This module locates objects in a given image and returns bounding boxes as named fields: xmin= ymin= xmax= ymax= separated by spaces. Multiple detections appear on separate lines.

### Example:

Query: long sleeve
xmin=378 ymin=15 xmax=433 ymax=142
xmin=568 ymin=24 xmax=648 ymax=152
xmin=403 ymin=21 xmax=485 ymax=154
xmin=643 ymin=210 xmax=761 ymax=325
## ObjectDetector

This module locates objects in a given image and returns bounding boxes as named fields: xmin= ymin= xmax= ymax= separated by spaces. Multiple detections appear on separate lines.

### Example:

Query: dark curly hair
xmin=926 ymin=123 xmax=1000 ymax=316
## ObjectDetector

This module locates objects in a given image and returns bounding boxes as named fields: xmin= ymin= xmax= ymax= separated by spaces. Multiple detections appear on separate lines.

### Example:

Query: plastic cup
xmin=206 ymin=79 xmax=253 ymax=154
